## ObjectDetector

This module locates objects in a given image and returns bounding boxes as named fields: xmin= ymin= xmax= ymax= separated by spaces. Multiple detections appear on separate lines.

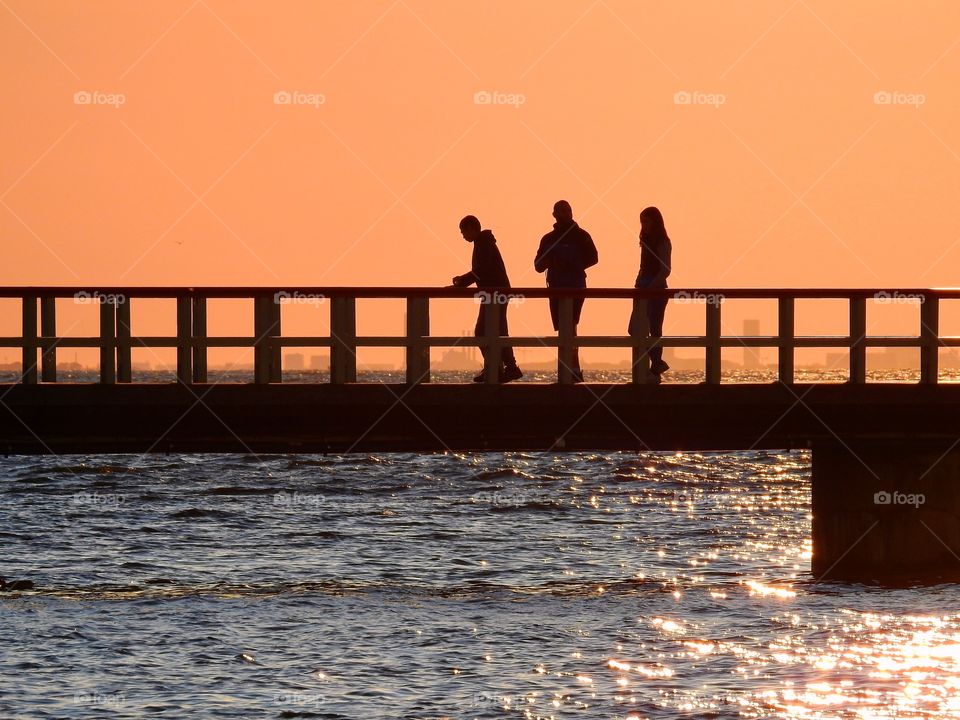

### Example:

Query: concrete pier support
xmin=812 ymin=440 xmax=960 ymax=583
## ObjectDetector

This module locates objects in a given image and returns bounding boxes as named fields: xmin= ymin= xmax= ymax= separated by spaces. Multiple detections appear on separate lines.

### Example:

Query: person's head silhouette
xmin=552 ymin=200 xmax=573 ymax=225
xmin=640 ymin=206 xmax=668 ymax=240
xmin=459 ymin=215 xmax=482 ymax=242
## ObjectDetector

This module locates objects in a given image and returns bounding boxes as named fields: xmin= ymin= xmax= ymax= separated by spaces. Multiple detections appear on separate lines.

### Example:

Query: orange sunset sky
xmin=2 ymin=1 xmax=960 ymax=364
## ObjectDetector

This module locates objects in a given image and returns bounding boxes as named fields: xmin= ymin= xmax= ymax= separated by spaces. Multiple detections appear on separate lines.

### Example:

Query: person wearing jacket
xmin=633 ymin=206 xmax=672 ymax=381
xmin=452 ymin=215 xmax=523 ymax=383
xmin=534 ymin=200 xmax=598 ymax=382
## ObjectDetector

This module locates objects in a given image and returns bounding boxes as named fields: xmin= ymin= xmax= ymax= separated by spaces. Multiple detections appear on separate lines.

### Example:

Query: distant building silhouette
xmin=435 ymin=333 xmax=480 ymax=371
xmin=662 ymin=347 xmax=706 ymax=371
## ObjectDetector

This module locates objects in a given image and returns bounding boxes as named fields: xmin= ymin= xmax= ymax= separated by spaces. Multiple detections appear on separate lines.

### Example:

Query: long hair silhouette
xmin=639 ymin=206 xmax=669 ymax=245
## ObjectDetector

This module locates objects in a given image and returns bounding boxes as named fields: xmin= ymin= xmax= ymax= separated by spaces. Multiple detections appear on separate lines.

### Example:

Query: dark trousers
xmin=548 ymin=297 xmax=584 ymax=331
xmin=646 ymin=297 xmax=668 ymax=366
xmin=548 ymin=296 xmax=585 ymax=373
xmin=475 ymin=303 xmax=518 ymax=369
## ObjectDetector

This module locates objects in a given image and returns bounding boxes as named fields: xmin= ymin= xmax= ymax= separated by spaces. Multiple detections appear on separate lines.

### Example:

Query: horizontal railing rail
xmin=3 ymin=287 xmax=958 ymax=385
xmin=3 ymin=286 xmax=960 ymax=299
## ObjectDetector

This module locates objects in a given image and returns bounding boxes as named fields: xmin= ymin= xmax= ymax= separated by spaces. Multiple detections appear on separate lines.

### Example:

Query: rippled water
xmin=3 ymin=450 xmax=960 ymax=719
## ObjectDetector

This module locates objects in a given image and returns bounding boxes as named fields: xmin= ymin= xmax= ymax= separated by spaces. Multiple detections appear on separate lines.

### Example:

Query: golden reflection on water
xmin=603 ymin=606 xmax=960 ymax=718
xmin=562 ymin=505 xmax=960 ymax=720
xmin=256 ymin=453 xmax=960 ymax=717
xmin=744 ymin=579 xmax=798 ymax=599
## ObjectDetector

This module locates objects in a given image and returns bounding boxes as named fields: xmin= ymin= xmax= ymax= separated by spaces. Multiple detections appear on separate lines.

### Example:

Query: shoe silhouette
xmin=651 ymin=359 xmax=670 ymax=375
xmin=501 ymin=365 xmax=523 ymax=383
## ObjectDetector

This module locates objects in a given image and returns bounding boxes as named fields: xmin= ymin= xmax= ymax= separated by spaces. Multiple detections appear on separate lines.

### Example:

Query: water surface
xmin=3 ymin=449 xmax=959 ymax=718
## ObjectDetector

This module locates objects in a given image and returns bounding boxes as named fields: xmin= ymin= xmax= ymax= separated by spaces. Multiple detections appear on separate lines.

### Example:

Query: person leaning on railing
xmin=534 ymin=200 xmax=599 ymax=383
xmin=451 ymin=215 xmax=524 ymax=383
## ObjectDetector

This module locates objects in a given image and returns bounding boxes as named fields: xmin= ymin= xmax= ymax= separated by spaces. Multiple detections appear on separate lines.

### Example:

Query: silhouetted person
xmin=452 ymin=215 xmax=523 ymax=383
xmin=534 ymin=200 xmax=598 ymax=382
xmin=634 ymin=206 xmax=672 ymax=381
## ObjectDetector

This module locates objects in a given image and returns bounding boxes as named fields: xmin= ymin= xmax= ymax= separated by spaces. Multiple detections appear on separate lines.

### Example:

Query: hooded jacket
xmin=454 ymin=230 xmax=511 ymax=288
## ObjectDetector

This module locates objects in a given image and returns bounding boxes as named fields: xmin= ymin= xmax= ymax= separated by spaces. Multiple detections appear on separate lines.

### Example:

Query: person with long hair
xmin=634 ymin=206 xmax=672 ymax=381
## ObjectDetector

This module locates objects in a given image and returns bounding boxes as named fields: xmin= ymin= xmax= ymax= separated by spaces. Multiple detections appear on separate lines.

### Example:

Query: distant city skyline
xmin=6 ymin=344 xmax=959 ymax=374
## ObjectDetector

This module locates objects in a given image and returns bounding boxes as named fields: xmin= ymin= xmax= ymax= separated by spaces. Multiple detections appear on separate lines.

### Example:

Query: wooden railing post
xmin=849 ymin=295 xmax=866 ymax=384
xmin=21 ymin=294 xmax=38 ymax=384
xmin=270 ymin=295 xmax=282 ymax=382
xmin=482 ymin=295 xmax=500 ymax=385
xmin=557 ymin=296 xmax=575 ymax=384
xmin=40 ymin=296 xmax=56 ymax=383
xmin=920 ymin=293 xmax=939 ymax=384
xmin=330 ymin=296 xmax=357 ymax=384
xmin=176 ymin=296 xmax=192 ymax=384
xmin=778 ymin=296 xmax=795 ymax=384
xmin=253 ymin=295 xmax=281 ymax=384
xmin=705 ymin=298 xmax=721 ymax=384
xmin=116 ymin=295 xmax=132 ymax=383
xmin=630 ymin=296 xmax=650 ymax=384
xmin=406 ymin=296 xmax=431 ymax=384
xmin=99 ymin=296 xmax=116 ymax=384
xmin=192 ymin=296 xmax=208 ymax=383
xmin=253 ymin=296 xmax=267 ymax=383
xmin=253 ymin=294 xmax=282 ymax=383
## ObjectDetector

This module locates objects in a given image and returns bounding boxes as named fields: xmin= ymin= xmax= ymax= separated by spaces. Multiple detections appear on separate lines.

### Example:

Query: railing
xmin=1 ymin=287 xmax=958 ymax=385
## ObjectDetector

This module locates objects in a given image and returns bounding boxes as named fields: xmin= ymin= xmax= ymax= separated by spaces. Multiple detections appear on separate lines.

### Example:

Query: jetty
xmin=2 ymin=285 xmax=960 ymax=583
